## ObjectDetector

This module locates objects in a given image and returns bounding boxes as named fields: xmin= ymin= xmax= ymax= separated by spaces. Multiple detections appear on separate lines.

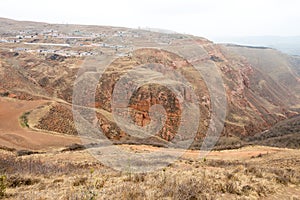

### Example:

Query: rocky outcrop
xmin=95 ymin=48 xmax=210 ymax=141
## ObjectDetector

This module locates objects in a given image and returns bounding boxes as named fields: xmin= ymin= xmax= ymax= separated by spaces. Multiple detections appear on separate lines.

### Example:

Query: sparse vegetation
xmin=246 ymin=115 xmax=300 ymax=149
xmin=61 ymin=143 xmax=86 ymax=152
xmin=16 ymin=150 xmax=42 ymax=156
xmin=0 ymin=175 xmax=6 ymax=198
xmin=0 ymin=146 xmax=299 ymax=199
xmin=19 ymin=111 xmax=30 ymax=128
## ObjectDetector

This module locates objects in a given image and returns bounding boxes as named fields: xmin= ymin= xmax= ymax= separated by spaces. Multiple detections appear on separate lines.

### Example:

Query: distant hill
xmin=246 ymin=115 xmax=300 ymax=149
xmin=224 ymin=44 xmax=300 ymax=100
xmin=212 ymin=36 xmax=300 ymax=56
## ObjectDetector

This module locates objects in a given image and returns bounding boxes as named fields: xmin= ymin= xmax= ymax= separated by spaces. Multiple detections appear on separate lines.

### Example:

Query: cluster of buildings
xmin=12 ymin=47 xmax=98 ymax=57
xmin=0 ymin=27 xmax=178 ymax=58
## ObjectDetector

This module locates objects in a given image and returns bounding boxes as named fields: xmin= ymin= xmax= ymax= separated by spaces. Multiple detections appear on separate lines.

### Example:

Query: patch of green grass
xmin=0 ymin=175 xmax=6 ymax=198
xmin=20 ymin=111 xmax=30 ymax=128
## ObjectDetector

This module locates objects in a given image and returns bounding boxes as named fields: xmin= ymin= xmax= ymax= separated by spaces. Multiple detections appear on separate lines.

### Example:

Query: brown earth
xmin=0 ymin=97 xmax=79 ymax=150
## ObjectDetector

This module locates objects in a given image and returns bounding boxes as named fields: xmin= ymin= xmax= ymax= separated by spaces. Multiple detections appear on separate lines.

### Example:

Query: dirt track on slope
xmin=0 ymin=97 xmax=79 ymax=150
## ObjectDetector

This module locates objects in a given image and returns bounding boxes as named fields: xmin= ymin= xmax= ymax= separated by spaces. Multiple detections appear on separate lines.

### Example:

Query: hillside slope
xmin=0 ymin=18 xmax=299 ymax=148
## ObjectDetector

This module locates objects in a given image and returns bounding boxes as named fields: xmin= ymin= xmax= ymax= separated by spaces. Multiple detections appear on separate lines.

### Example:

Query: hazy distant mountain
xmin=212 ymin=36 xmax=300 ymax=56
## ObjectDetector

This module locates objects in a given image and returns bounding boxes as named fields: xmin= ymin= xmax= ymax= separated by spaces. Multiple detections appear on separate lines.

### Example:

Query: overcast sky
xmin=1 ymin=0 xmax=299 ymax=39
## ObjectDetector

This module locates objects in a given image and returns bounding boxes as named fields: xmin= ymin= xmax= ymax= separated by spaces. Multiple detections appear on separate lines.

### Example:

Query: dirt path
xmin=125 ymin=144 xmax=286 ymax=161
xmin=0 ymin=97 xmax=79 ymax=150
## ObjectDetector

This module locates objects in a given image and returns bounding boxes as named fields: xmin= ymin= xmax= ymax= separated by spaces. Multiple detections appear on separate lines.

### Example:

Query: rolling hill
xmin=0 ymin=17 xmax=299 ymax=150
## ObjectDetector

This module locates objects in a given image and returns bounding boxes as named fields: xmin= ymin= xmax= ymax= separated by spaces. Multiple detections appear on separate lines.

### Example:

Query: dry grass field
xmin=0 ymin=145 xmax=299 ymax=200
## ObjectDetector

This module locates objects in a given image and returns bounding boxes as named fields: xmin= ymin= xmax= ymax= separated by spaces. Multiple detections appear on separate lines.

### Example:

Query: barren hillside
xmin=0 ymin=18 xmax=299 ymax=149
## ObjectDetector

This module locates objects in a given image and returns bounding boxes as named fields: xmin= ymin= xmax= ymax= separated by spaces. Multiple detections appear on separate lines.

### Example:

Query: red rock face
xmin=128 ymin=84 xmax=181 ymax=140
xmin=95 ymin=48 xmax=211 ymax=141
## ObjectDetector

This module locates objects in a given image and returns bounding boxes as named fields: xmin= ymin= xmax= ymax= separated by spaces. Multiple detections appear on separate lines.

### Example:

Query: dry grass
xmin=0 ymin=146 xmax=299 ymax=200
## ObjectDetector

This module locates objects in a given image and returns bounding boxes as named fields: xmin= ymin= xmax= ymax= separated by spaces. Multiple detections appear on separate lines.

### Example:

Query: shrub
xmin=20 ymin=112 xmax=30 ymax=128
xmin=17 ymin=150 xmax=41 ymax=156
xmin=0 ymin=175 xmax=6 ymax=198
xmin=7 ymin=176 xmax=40 ymax=188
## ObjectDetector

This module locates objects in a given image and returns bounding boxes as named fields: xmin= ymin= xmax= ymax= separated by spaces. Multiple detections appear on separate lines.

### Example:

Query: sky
xmin=0 ymin=0 xmax=300 ymax=39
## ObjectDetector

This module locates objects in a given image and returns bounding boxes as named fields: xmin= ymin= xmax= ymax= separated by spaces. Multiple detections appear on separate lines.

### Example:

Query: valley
xmin=0 ymin=18 xmax=299 ymax=199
